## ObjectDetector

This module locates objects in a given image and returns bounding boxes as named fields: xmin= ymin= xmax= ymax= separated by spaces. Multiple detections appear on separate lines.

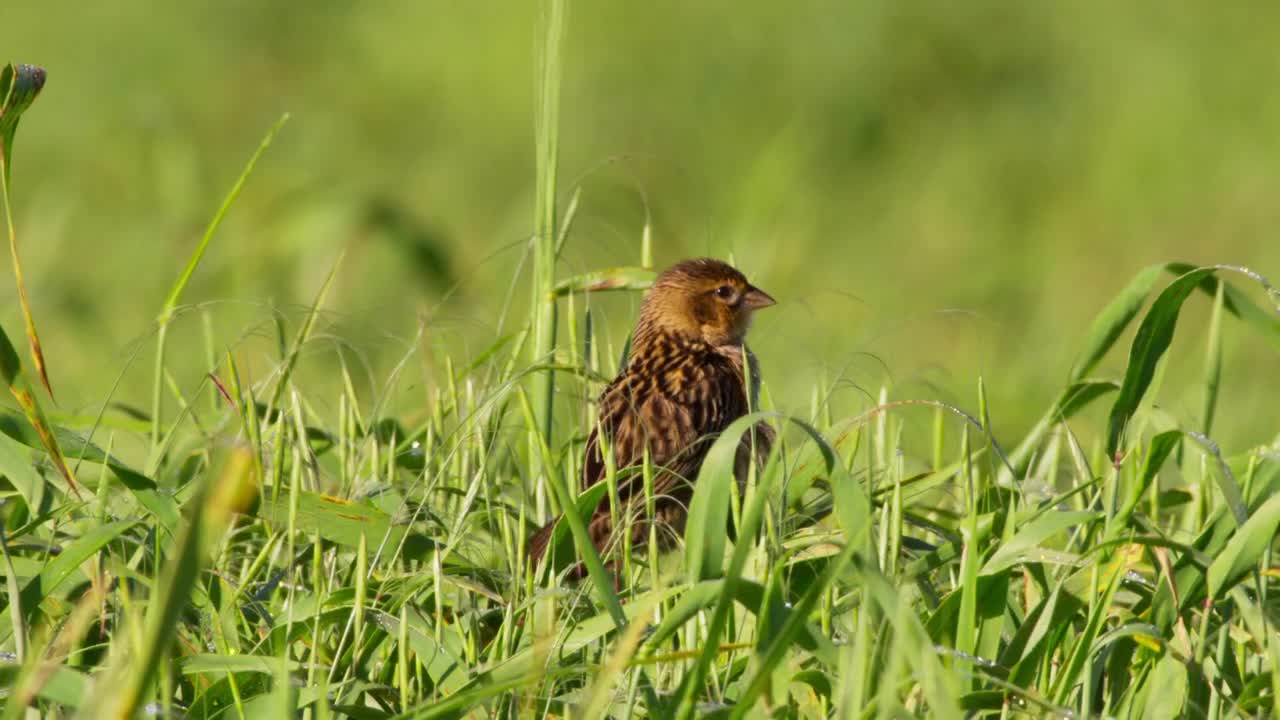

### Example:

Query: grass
xmin=3 ymin=11 xmax=1280 ymax=717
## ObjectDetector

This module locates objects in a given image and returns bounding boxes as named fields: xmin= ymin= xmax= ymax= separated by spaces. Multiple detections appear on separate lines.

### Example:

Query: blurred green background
xmin=3 ymin=1 xmax=1278 ymax=450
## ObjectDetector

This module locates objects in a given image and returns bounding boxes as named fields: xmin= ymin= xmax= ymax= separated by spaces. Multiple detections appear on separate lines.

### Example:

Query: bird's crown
xmin=633 ymin=258 xmax=775 ymax=350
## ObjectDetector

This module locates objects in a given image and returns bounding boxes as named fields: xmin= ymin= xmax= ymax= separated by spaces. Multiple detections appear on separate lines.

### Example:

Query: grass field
xmin=3 ymin=3 xmax=1280 ymax=718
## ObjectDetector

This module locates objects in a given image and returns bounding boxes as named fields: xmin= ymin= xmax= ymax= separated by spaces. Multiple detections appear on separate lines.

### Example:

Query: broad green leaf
xmin=256 ymin=489 xmax=437 ymax=563
xmin=1051 ymin=552 xmax=1127 ymax=705
xmin=1182 ymin=430 xmax=1248 ymax=527
xmin=0 ymin=663 xmax=88 ymax=710
xmin=1072 ymin=262 xmax=1280 ymax=385
xmin=0 ymin=427 xmax=44 ymax=513
xmin=179 ymin=654 xmax=301 ymax=676
xmin=982 ymin=511 xmax=1100 ymax=575
xmin=0 ymin=410 xmax=177 ymax=529
xmin=370 ymin=607 xmax=468 ymax=694
xmin=0 ymin=520 xmax=136 ymax=641
xmin=1206 ymin=491 xmax=1280 ymax=600
xmin=1140 ymin=653 xmax=1186 ymax=719
xmin=1000 ymin=584 xmax=1069 ymax=676
xmin=1107 ymin=265 xmax=1280 ymax=457
xmin=1202 ymin=280 xmax=1225 ymax=435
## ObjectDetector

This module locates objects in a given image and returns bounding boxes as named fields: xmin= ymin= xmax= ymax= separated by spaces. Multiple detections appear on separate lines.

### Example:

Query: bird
xmin=528 ymin=257 xmax=776 ymax=578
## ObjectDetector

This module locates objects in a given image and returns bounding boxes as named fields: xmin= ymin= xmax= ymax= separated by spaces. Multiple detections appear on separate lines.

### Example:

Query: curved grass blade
xmin=0 ymin=63 xmax=53 ymax=398
xmin=643 ymin=578 xmax=837 ymax=663
xmin=151 ymin=113 xmax=289 ymax=446
xmin=676 ymin=413 xmax=869 ymax=719
xmin=1106 ymin=265 xmax=1279 ymax=457
xmin=685 ymin=415 xmax=771 ymax=582
xmin=534 ymin=481 xmax=609 ymax=573
xmin=551 ymin=266 xmax=655 ymax=297
xmin=1070 ymin=263 xmax=1165 ymax=382
xmin=157 ymin=113 xmax=290 ymax=324
xmin=1072 ymin=263 xmax=1280 ymax=387
xmin=1167 ymin=262 xmax=1280 ymax=351
xmin=854 ymin=556 xmax=964 ymax=718
xmin=1111 ymin=429 xmax=1181 ymax=536
xmin=1105 ymin=267 xmax=1215 ymax=457
xmin=1182 ymin=430 xmax=1248 ymax=526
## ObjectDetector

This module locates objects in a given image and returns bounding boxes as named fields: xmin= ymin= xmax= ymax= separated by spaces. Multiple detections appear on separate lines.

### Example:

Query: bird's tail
xmin=527 ymin=516 xmax=593 ymax=581
xmin=528 ymin=517 xmax=559 ymax=568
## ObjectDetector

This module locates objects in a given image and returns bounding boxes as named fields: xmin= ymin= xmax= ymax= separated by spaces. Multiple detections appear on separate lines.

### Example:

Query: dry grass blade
xmin=0 ymin=63 xmax=53 ymax=399
xmin=0 ymin=322 xmax=81 ymax=497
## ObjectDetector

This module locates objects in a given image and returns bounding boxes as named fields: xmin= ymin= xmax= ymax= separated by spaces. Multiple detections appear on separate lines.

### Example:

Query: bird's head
xmin=636 ymin=258 xmax=776 ymax=348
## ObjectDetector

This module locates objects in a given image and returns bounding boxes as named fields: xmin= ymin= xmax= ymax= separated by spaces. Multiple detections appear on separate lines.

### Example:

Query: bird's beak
xmin=742 ymin=285 xmax=776 ymax=310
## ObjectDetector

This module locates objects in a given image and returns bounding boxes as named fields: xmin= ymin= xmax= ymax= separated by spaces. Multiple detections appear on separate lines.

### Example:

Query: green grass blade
xmin=684 ymin=416 xmax=766 ymax=582
xmin=95 ymin=449 xmax=258 ymax=718
xmin=1202 ymin=280 xmax=1225 ymax=436
xmin=0 ymin=520 xmax=135 ymax=642
xmin=527 ymin=0 xmax=567 ymax=457
xmin=1069 ymin=263 xmax=1165 ymax=382
xmin=551 ymin=266 xmax=656 ymax=297
xmin=676 ymin=413 xmax=861 ymax=718
xmin=157 ymin=114 xmax=289 ymax=322
xmin=151 ymin=113 xmax=288 ymax=446
xmin=1206 ymin=490 xmax=1280 ymax=600
xmin=1166 ymin=262 xmax=1280 ymax=351
xmin=266 ymin=250 xmax=343 ymax=411
xmin=1106 ymin=267 xmax=1215 ymax=457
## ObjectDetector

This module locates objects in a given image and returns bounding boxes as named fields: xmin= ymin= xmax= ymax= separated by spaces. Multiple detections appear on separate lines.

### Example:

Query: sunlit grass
xmin=3 ymin=13 xmax=1280 ymax=716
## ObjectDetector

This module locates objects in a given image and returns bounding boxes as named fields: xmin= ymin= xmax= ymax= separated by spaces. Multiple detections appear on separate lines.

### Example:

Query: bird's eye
xmin=715 ymin=285 xmax=734 ymax=300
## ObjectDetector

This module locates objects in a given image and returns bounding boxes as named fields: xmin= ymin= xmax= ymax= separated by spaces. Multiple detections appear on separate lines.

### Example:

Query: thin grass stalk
xmin=151 ymin=114 xmax=288 ymax=447
xmin=528 ymin=0 xmax=567 ymax=457
xmin=1202 ymin=280 xmax=1225 ymax=436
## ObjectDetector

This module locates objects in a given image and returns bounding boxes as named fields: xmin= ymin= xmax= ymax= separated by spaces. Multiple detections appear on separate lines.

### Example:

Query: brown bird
xmin=529 ymin=258 xmax=776 ymax=576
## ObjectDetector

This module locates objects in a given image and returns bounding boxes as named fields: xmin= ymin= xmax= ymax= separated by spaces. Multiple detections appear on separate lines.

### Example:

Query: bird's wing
xmin=583 ymin=353 xmax=748 ymax=501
